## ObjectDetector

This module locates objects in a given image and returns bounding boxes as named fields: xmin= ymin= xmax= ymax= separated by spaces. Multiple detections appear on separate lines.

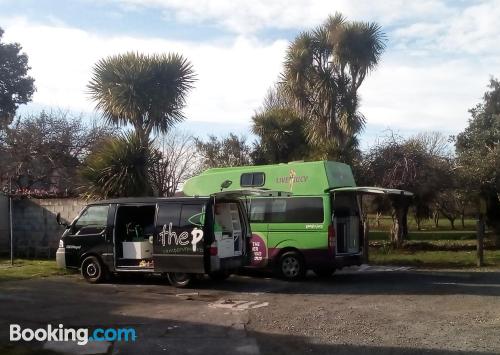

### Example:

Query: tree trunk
xmin=449 ymin=218 xmax=455 ymax=230
xmin=376 ymin=212 xmax=381 ymax=229
xmin=433 ymin=210 xmax=439 ymax=228
xmin=461 ymin=213 xmax=465 ymax=229
xmin=390 ymin=197 xmax=410 ymax=248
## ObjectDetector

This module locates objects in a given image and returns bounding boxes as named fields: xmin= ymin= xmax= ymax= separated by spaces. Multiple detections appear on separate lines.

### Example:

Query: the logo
xmin=275 ymin=169 xmax=309 ymax=191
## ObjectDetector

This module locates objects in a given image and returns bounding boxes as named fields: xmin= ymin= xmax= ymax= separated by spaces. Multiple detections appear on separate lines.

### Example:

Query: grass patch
xmin=370 ymin=247 xmax=500 ymax=268
xmin=0 ymin=258 xmax=70 ymax=283
xmin=370 ymin=230 xmax=478 ymax=241
xmin=367 ymin=214 xmax=477 ymax=231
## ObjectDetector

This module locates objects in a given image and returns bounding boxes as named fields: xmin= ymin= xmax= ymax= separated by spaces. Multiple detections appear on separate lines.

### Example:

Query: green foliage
xmin=195 ymin=134 xmax=252 ymax=169
xmin=0 ymin=27 xmax=35 ymax=129
xmin=251 ymin=107 xmax=308 ymax=164
xmin=281 ymin=13 xmax=385 ymax=162
xmin=88 ymin=52 xmax=195 ymax=139
xmin=81 ymin=132 xmax=154 ymax=198
xmin=455 ymin=78 xmax=500 ymax=233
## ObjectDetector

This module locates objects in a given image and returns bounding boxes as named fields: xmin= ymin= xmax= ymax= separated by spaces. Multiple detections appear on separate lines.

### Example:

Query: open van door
xmin=327 ymin=186 xmax=413 ymax=260
xmin=327 ymin=186 xmax=413 ymax=197
xmin=209 ymin=189 xmax=292 ymax=272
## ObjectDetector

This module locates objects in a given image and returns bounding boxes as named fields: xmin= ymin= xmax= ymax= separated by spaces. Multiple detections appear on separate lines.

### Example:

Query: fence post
xmin=9 ymin=178 xmax=13 ymax=266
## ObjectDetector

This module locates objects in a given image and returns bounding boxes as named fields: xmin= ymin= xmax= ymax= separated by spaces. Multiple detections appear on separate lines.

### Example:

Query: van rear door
xmin=153 ymin=203 xmax=207 ymax=274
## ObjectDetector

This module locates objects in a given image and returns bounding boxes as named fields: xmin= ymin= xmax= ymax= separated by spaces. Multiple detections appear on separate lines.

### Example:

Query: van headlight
xmin=59 ymin=239 xmax=64 ymax=248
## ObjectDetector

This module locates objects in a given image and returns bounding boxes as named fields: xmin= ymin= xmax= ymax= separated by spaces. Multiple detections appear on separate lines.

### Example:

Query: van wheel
xmin=81 ymin=256 xmax=106 ymax=284
xmin=167 ymin=272 xmax=192 ymax=288
xmin=313 ymin=268 xmax=335 ymax=278
xmin=278 ymin=251 xmax=305 ymax=281
xmin=209 ymin=271 xmax=231 ymax=281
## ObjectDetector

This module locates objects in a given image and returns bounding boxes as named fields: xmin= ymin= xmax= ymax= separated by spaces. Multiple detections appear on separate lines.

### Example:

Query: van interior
xmin=213 ymin=202 xmax=244 ymax=258
xmin=331 ymin=194 xmax=361 ymax=254
xmin=114 ymin=205 xmax=156 ymax=269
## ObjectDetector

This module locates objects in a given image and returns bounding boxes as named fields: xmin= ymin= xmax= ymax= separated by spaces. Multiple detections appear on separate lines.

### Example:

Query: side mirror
xmin=220 ymin=180 xmax=232 ymax=191
xmin=56 ymin=212 xmax=69 ymax=228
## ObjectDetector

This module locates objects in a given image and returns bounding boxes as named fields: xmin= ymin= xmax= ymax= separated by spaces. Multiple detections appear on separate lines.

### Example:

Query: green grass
xmin=370 ymin=230 xmax=478 ymax=241
xmin=367 ymin=214 xmax=477 ymax=231
xmin=370 ymin=247 xmax=500 ymax=268
xmin=0 ymin=258 xmax=70 ymax=283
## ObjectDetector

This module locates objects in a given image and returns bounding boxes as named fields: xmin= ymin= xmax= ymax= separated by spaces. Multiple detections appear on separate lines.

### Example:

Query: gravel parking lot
xmin=0 ymin=266 xmax=499 ymax=355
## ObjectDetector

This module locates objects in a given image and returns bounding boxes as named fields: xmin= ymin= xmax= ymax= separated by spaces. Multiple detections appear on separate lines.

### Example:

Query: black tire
xmin=167 ymin=272 xmax=193 ymax=288
xmin=278 ymin=251 xmax=305 ymax=281
xmin=313 ymin=267 xmax=335 ymax=278
xmin=209 ymin=271 xmax=231 ymax=281
xmin=81 ymin=256 xmax=106 ymax=284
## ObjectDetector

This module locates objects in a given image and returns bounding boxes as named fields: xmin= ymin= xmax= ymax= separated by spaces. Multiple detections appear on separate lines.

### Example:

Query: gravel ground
xmin=243 ymin=269 xmax=500 ymax=354
xmin=0 ymin=266 xmax=499 ymax=355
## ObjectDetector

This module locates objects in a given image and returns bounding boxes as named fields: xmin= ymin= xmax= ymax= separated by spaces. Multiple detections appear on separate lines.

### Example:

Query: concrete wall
xmin=0 ymin=194 xmax=9 ymax=254
xmin=10 ymin=198 xmax=88 ymax=257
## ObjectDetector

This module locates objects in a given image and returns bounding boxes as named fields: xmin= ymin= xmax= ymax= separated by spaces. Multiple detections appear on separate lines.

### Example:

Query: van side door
xmin=154 ymin=203 xmax=206 ymax=273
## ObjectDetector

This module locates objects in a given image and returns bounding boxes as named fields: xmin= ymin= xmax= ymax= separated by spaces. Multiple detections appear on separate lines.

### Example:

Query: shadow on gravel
xmin=100 ymin=268 xmax=500 ymax=298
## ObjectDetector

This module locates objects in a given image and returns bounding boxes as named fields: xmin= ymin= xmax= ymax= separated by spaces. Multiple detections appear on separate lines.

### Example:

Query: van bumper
xmin=56 ymin=248 xmax=66 ymax=269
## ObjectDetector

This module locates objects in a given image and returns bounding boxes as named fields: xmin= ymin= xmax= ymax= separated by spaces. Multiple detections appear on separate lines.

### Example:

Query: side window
xmin=249 ymin=199 xmax=267 ymax=223
xmin=240 ymin=172 xmax=265 ymax=187
xmin=265 ymin=197 xmax=324 ymax=223
xmin=180 ymin=204 xmax=205 ymax=229
xmin=73 ymin=205 xmax=109 ymax=235
xmin=284 ymin=197 xmax=324 ymax=223
xmin=156 ymin=204 xmax=181 ymax=227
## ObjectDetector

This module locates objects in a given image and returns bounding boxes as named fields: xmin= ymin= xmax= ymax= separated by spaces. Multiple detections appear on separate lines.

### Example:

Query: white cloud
xmin=2 ymin=17 xmax=287 ymax=124
xmin=3 ymin=0 xmax=500 ymax=139
xmin=111 ymin=0 xmax=453 ymax=34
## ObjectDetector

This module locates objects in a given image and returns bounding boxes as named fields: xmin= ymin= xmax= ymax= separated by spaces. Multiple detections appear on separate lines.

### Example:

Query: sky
xmin=1 ymin=0 xmax=499 ymax=149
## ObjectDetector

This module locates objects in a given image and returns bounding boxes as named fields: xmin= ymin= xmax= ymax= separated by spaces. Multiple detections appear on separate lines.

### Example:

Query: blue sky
xmin=1 ymin=0 xmax=499 ymax=149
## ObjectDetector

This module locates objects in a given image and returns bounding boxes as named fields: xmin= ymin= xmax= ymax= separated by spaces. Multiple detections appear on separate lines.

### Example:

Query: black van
xmin=55 ymin=195 xmax=251 ymax=287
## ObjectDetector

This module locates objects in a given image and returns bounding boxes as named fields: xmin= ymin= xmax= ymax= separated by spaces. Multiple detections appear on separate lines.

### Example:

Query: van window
xmin=73 ymin=205 xmax=109 ymax=235
xmin=249 ymin=197 xmax=324 ymax=223
xmin=180 ymin=204 xmax=205 ymax=228
xmin=240 ymin=172 xmax=265 ymax=187
xmin=249 ymin=199 xmax=266 ymax=222
xmin=156 ymin=204 xmax=181 ymax=226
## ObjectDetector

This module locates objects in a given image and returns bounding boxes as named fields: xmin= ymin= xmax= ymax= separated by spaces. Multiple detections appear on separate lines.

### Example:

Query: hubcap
xmin=282 ymin=256 xmax=300 ymax=278
xmin=173 ymin=273 xmax=189 ymax=282
xmin=86 ymin=263 xmax=98 ymax=278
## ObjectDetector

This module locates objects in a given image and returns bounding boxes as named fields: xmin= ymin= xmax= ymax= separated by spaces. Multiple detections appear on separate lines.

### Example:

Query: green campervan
xmin=183 ymin=161 xmax=412 ymax=280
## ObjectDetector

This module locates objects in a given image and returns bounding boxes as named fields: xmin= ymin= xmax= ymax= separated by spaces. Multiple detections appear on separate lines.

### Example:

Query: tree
xmin=281 ymin=13 xmax=385 ymax=162
xmin=455 ymin=78 xmax=500 ymax=242
xmin=81 ymin=132 xmax=154 ymax=199
xmin=195 ymin=134 xmax=252 ymax=169
xmin=88 ymin=52 xmax=195 ymax=143
xmin=149 ymin=130 xmax=200 ymax=197
xmin=362 ymin=133 xmax=451 ymax=246
xmin=0 ymin=111 xmax=115 ymax=196
xmin=0 ymin=27 xmax=35 ymax=129
xmin=251 ymin=87 xmax=309 ymax=164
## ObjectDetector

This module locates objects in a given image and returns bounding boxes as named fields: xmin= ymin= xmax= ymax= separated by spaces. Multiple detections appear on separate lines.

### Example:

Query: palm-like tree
xmin=88 ymin=52 xmax=195 ymax=142
xmin=252 ymin=106 xmax=308 ymax=164
xmin=80 ymin=132 xmax=154 ymax=198
xmin=282 ymin=13 xmax=385 ymax=160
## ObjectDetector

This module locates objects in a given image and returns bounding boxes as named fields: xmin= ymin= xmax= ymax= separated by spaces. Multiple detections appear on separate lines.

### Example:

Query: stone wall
xmin=9 ymin=198 xmax=88 ymax=257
